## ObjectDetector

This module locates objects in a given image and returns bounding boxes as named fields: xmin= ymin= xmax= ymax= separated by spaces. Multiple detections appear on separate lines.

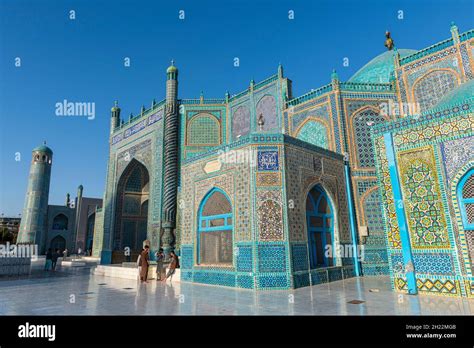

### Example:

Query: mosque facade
xmin=19 ymin=24 xmax=473 ymax=295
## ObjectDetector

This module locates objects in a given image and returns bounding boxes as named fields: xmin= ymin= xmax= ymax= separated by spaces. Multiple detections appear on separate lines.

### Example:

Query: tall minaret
xmin=18 ymin=142 xmax=53 ymax=252
xmin=110 ymin=101 xmax=121 ymax=135
xmin=161 ymin=61 xmax=179 ymax=257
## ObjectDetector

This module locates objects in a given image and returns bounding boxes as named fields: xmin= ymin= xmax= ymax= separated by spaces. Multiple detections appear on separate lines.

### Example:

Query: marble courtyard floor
xmin=0 ymin=267 xmax=472 ymax=315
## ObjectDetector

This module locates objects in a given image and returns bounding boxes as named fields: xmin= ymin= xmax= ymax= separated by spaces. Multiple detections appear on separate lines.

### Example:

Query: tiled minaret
xmin=18 ymin=142 xmax=53 ymax=253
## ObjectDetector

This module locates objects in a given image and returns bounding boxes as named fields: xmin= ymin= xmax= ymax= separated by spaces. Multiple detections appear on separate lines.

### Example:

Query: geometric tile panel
xmin=180 ymin=245 xmax=194 ymax=270
xmin=398 ymin=147 xmax=450 ymax=249
xmin=391 ymin=253 xmax=454 ymax=275
xmin=193 ymin=271 xmax=236 ymax=287
xmin=236 ymin=246 xmax=253 ymax=272
xmin=257 ymin=244 xmax=287 ymax=272
xmin=257 ymin=274 xmax=289 ymax=289
xmin=237 ymin=275 xmax=254 ymax=289
xmin=291 ymin=244 xmax=309 ymax=272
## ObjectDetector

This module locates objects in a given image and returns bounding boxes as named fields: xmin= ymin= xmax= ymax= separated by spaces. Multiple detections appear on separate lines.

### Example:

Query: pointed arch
xmin=112 ymin=158 xmax=149 ymax=263
xmin=197 ymin=187 xmax=233 ymax=266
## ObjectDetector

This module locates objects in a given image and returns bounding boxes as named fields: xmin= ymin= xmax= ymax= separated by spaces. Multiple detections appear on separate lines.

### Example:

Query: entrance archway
xmin=50 ymin=235 xmax=66 ymax=253
xmin=112 ymin=159 xmax=149 ymax=263
xmin=306 ymin=185 xmax=334 ymax=268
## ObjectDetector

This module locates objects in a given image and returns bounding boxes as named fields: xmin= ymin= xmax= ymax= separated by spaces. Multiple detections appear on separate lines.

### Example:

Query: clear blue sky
xmin=0 ymin=0 xmax=472 ymax=216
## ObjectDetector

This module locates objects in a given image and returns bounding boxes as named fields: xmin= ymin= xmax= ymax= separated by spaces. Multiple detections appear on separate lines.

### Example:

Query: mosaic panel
xmin=193 ymin=271 xmax=236 ymax=287
xmin=374 ymin=136 xmax=401 ymax=248
xmin=293 ymin=273 xmax=310 ymax=288
xmin=257 ymin=274 xmax=289 ymax=288
xmin=290 ymin=103 xmax=329 ymax=131
xmin=291 ymin=244 xmax=309 ymax=271
xmin=257 ymin=244 xmax=286 ymax=272
xmin=232 ymin=105 xmax=251 ymax=140
xmin=296 ymin=120 xmax=328 ymax=149
xmin=256 ymin=172 xmax=281 ymax=187
xmin=236 ymin=245 xmax=253 ymax=272
xmin=413 ymin=70 xmax=458 ymax=112
xmin=353 ymin=109 xmax=387 ymax=168
xmin=398 ymin=147 xmax=450 ymax=249
xmin=391 ymin=252 xmax=454 ymax=275
xmin=256 ymin=95 xmax=277 ymax=131
xmin=237 ymin=275 xmax=254 ymax=289
xmin=180 ymin=245 xmax=193 ymax=270
xmin=257 ymin=200 xmax=284 ymax=241
xmin=257 ymin=150 xmax=279 ymax=171
xmin=187 ymin=114 xmax=220 ymax=146
xmin=460 ymin=43 xmax=473 ymax=79
xmin=441 ymin=136 xmax=474 ymax=182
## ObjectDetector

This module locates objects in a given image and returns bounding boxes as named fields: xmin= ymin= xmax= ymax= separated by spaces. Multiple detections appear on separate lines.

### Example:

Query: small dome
xmin=111 ymin=101 xmax=120 ymax=112
xmin=349 ymin=49 xmax=417 ymax=84
xmin=33 ymin=144 xmax=53 ymax=155
xmin=429 ymin=79 xmax=474 ymax=111
xmin=167 ymin=65 xmax=177 ymax=73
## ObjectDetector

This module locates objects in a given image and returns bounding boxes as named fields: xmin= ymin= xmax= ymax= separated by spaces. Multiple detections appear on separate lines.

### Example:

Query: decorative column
xmin=161 ymin=61 xmax=179 ymax=258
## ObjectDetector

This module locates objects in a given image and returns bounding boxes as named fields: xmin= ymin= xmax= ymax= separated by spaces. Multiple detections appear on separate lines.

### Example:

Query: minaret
xmin=18 ymin=142 xmax=53 ymax=252
xmin=110 ymin=101 xmax=121 ymax=134
xmin=161 ymin=61 xmax=179 ymax=257
xmin=74 ymin=184 xmax=83 ymax=252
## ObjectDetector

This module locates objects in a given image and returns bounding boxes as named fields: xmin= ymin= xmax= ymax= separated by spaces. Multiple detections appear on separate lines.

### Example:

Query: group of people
xmin=137 ymin=245 xmax=179 ymax=283
xmin=44 ymin=248 xmax=62 ymax=271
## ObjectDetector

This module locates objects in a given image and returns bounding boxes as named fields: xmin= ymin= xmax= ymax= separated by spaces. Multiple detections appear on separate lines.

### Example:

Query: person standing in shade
xmin=44 ymin=248 xmax=53 ymax=271
xmin=139 ymin=245 xmax=150 ymax=283
xmin=155 ymin=248 xmax=165 ymax=281
xmin=51 ymin=248 xmax=60 ymax=271
xmin=164 ymin=251 xmax=179 ymax=282
xmin=136 ymin=248 xmax=143 ymax=280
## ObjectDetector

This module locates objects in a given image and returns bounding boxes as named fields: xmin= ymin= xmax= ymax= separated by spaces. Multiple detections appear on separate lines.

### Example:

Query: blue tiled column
xmin=344 ymin=163 xmax=361 ymax=277
xmin=383 ymin=133 xmax=417 ymax=295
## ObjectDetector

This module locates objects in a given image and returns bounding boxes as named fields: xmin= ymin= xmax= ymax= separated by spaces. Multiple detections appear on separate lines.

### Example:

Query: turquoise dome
xmin=349 ymin=49 xmax=417 ymax=84
xmin=430 ymin=79 xmax=474 ymax=110
xmin=33 ymin=144 xmax=53 ymax=154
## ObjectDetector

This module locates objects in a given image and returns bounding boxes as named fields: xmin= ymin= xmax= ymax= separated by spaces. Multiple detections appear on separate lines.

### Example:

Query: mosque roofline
xmin=371 ymin=92 xmax=474 ymax=137
xmin=400 ymin=28 xmax=473 ymax=66
xmin=182 ymin=132 xmax=343 ymax=165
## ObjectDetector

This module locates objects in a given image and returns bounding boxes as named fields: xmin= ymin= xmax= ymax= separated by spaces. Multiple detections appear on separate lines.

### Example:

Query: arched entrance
xmin=50 ymin=235 xmax=66 ymax=253
xmin=85 ymin=212 xmax=95 ymax=254
xmin=306 ymin=185 xmax=334 ymax=268
xmin=112 ymin=159 xmax=149 ymax=263
xmin=197 ymin=188 xmax=233 ymax=265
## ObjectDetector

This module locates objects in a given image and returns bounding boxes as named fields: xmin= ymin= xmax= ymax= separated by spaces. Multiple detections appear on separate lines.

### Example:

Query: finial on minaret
xmin=450 ymin=21 xmax=460 ymax=44
xmin=331 ymin=69 xmax=339 ymax=81
xmin=200 ymin=91 xmax=204 ymax=104
xmin=278 ymin=63 xmax=283 ymax=78
xmin=171 ymin=59 xmax=175 ymax=66
xmin=384 ymin=31 xmax=395 ymax=51
xmin=43 ymin=140 xmax=47 ymax=145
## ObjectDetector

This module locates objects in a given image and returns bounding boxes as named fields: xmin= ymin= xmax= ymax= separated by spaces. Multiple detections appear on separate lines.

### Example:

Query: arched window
xmin=187 ymin=113 xmax=221 ymax=146
xmin=296 ymin=120 xmax=328 ymax=149
xmin=256 ymin=95 xmax=277 ymax=131
xmin=232 ymin=105 xmax=251 ymax=140
xmin=353 ymin=108 xmax=386 ymax=168
xmin=458 ymin=168 xmax=474 ymax=230
xmin=52 ymin=214 xmax=68 ymax=230
xmin=197 ymin=189 xmax=233 ymax=265
xmin=306 ymin=185 xmax=334 ymax=268
xmin=413 ymin=70 xmax=458 ymax=112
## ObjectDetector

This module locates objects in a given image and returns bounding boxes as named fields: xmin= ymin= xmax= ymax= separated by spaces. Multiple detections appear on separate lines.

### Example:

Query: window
xmin=197 ymin=189 xmax=233 ymax=265
xmin=306 ymin=185 xmax=334 ymax=268
xmin=458 ymin=169 xmax=474 ymax=230
xmin=52 ymin=214 xmax=68 ymax=230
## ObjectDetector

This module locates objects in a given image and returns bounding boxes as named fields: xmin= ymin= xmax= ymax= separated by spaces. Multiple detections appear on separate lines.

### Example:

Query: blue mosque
xmin=18 ymin=24 xmax=474 ymax=297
